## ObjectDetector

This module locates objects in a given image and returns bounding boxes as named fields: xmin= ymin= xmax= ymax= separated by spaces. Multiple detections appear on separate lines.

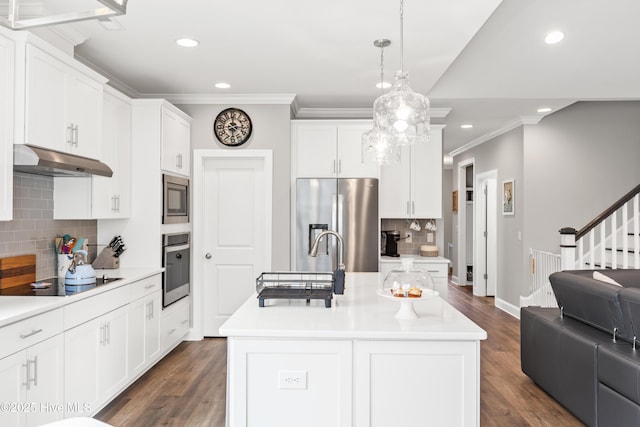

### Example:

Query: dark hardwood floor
xmin=96 ymin=283 xmax=583 ymax=426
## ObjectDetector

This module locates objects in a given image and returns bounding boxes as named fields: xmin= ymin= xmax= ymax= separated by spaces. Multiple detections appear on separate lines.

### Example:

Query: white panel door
xmin=200 ymin=152 xmax=272 ymax=336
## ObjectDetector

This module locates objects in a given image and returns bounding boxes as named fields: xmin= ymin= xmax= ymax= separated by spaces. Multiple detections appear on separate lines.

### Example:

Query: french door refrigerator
xmin=296 ymin=178 xmax=379 ymax=272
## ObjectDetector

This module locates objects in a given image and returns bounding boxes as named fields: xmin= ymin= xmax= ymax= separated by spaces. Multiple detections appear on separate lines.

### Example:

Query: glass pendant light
xmin=373 ymin=0 xmax=430 ymax=146
xmin=362 ymin=39 xmax=401 ymax=164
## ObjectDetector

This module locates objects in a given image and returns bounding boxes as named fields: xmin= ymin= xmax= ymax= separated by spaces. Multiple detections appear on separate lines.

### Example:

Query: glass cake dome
xmin=381 ymin=257 xmax=435 ymax=297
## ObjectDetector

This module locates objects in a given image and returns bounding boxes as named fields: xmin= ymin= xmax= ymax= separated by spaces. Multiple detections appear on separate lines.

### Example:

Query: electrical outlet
xmin=406 ymin=232 xmax=412 ymax=243
xmin=278 ymin=370 xmax=307 ymax=390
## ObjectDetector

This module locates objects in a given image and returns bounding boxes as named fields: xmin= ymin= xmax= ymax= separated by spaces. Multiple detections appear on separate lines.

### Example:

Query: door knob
xmin=205 ymin=253 xmax=212 ymax=259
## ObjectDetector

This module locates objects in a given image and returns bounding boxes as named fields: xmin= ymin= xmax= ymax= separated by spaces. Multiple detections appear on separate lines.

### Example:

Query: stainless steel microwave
xmin=163 ymin=174 xmax=189 ymax=224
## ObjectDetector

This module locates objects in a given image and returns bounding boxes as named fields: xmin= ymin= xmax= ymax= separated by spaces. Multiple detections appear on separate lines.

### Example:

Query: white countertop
xmin=220 ymin=272 xmax=486 ymax=341
xmin=380 ymin=255 xmax=450 ymax=263
xmin=0 ymin=267 xmax=163 ymax=328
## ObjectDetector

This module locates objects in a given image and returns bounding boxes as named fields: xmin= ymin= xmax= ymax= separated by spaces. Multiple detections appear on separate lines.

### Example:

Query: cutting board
xmin=0 ymin=254 xmax=36 ymax=290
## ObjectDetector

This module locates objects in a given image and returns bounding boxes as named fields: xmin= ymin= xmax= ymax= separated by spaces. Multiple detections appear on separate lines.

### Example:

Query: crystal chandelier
xmin=362 ymin=39 xmax=401 ymax=165
xmin=0 ymin=0 xmax=128 ymax=30
xmin=373 ymin=0 xmax=430 ymax=146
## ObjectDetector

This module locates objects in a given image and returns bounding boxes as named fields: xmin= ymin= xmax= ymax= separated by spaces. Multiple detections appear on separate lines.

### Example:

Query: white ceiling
xmin=22 ymin=0 xmax=640 ymax=155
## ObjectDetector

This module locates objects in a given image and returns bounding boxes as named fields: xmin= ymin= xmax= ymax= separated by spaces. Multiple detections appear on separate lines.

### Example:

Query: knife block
xmin=92 ymin=247 xmax=120 ymax=269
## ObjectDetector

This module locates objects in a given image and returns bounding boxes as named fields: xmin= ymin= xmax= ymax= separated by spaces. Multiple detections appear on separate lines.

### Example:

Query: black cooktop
xmin=0 ymin=277 xmax=119 ymax=296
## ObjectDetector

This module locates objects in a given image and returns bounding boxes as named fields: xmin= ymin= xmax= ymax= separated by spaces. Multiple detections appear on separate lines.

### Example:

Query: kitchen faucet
xmin=310 ymin=230 xmax=346 ymax=294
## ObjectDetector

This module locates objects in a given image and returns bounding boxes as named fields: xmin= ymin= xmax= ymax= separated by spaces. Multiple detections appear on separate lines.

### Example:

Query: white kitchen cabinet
xmin=0 ymin=335 xmax=65 ymax=427
xmin=292 ymin=120 xmax=379 ymax=178
xmin=0 ymin=306 xmax=64 ymax=427
xmin=0 ymin=29 xmax=14 ymax=221
xmin=226 ymin=339 xmax=353 ymax=427
xmin=160 ymin=296 xmax=190 ymax=355
xmin=52 ymin=87 xmax=132 ymax=220
xmin=64 ymin=305 xmax=128 ymax=417
xmin=22 ymin=43 xmax=106 ymax=159
xmin=379 ymin=125 xmax=443 ymax=218
xmin=161 ymin=105 xmax=191 ymax=176
xmin=380 ymin=256 xmax=450 ymax=299
xmin=353 ymin=340 xmax=480 ymax=427
xmin=128 ymin=275 xmax=162 ymax=379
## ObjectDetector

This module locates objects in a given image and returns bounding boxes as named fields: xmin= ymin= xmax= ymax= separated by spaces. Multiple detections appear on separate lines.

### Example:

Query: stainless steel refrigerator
xmin=296 ymin=178 xmax=379 ymax=272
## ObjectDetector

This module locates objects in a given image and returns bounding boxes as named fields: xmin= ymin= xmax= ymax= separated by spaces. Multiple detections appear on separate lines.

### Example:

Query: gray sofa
xmin=521 ymin=269 xmax=640 ymax=427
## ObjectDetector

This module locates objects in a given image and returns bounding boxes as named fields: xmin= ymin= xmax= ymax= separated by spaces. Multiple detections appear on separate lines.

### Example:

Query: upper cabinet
xmin=379 ymin=125 xmax=444 ymax=219
xmin=0 ymin=29 xmax=14 ymax=221
xmin=18 ymin=41 xmax=107 ymax=159
xmin=92 ymin=87 xmax=132 ymax=218
xmin=161 ymin=105 xmax=191 ymax=177
xmin=292 ymin=120 xmax=379 ymax=179
xmin=53 ymin=87 xmax=132 ymax=220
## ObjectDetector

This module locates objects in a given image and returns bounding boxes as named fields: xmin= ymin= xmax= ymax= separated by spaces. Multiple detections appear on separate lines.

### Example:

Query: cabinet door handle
xmin=406 ymin=201 xmax=410 ymax=215
xmin=20 ymin=328 xmax=43 ymax=339
xmin=100 ymin=324 xmax=105 ymax=345
xmin=32 ymin=355 xmax=38 ymax=387
xmin=412 ymin=201 xmax=415 ymax=215
xmin=338 ymin=159 xmax=342 ymax=174
xmin=176 ymin=153 xmax=183 ymax=169
xmin=73 ymin=125 xmax=79 ymax=146
xmin=332 ymin=160 xmax=336 ymax=175
xmin=67 ymin=124 xmax=74 ymax=145
xmin=106 ymin=322 xmax=111 ymax=345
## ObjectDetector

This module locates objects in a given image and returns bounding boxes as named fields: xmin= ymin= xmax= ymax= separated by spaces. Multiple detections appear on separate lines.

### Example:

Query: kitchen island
xmin=220 ymin=272 xmax=487 ymax=427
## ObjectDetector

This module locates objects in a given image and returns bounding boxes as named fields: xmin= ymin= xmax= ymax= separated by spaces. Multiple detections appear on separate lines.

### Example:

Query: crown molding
xmin=293 ymin=106 xmax=452 ymax=119
xmin=448 ymin=115 xmax=542 ymax=158
xmin=162 ymin=93 xmax=297 ymax=105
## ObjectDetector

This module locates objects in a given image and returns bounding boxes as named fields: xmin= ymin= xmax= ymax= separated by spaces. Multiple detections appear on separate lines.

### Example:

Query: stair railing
xmin=560 ymin=183 xmax=640 ymax=270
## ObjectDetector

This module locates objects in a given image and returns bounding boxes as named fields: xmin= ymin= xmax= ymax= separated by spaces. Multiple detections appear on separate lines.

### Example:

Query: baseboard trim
xmin=496 ymin=297 xmax=520 ymax=319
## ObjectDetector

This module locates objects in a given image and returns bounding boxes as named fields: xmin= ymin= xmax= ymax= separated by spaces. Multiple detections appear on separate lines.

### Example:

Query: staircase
xmin=560 ymin=183 xmax=640 ymax=270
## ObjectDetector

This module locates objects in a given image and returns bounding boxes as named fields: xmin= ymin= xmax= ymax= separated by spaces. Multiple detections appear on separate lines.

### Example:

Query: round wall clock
xmin=213 ymin=108 xmax=253 ymax=147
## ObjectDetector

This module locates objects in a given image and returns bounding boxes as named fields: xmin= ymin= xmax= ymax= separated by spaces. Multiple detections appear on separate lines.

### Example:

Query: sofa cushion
xmin=598 ymin=383 xmax=640 ymax=427
xmin=598 ymin=342 xmax=640 ymax=406
xmin=550 ymin=271 xmax=629 ymax=340
xmin=521 ymin=306 xmax=611 ymax=426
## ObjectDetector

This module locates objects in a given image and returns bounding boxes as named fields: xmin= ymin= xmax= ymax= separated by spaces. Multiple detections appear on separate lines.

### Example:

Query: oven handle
xmin=165 ymin=243 xmax=190 ymax=252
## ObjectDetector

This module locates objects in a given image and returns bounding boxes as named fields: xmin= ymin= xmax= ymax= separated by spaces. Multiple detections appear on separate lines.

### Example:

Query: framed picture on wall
xmin=502 ymin=179 xmax=514 ymax=216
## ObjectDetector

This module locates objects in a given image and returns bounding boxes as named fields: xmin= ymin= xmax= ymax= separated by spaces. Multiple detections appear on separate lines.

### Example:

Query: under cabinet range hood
xmin=13 ymin=144 xmax=113 ymax=177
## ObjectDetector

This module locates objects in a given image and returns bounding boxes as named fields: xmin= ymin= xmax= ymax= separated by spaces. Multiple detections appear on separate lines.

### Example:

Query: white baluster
xmin=611 ymin=213 xmax=618 ymax=269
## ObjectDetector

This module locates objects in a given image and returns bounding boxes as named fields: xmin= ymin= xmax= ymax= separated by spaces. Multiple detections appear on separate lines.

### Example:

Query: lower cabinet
xmin=0 ymin=274 xmax=190 ymax=426
xmin=129 ymin=290 xmax=161 ymax=378
xmin=64 ymin=305 xmax=128 ymax=417
xmin=226 ymin=339 xmax=353 ymax=427
xmin=0 ymin=335 xmax=64 ymax=427
xmin=160 ymin=296 xmax=191 ymax=354
xmin=226 ymin=337 xmax=481 ymax=427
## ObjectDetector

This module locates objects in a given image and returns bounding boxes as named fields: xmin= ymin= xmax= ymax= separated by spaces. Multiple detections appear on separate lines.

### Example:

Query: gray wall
xmin=523 ymin=101 xmax=640 ymax=290
xmin=452 ymin=127 xmax=524 ymax=307
xmin=177 ymin=103 xmax=292 ymax=271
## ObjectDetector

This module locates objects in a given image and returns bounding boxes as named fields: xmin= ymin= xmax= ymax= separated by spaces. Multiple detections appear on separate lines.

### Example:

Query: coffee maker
xmin=381 ymin=230 xmax=401 ymax=257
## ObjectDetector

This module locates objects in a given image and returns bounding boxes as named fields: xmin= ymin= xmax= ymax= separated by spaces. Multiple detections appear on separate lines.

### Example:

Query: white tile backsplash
xmin=0 ymin=173 xmax=97 ymax=279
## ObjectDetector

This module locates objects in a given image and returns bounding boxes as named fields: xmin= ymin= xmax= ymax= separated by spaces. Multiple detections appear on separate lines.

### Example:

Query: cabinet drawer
xmin=64 ymin=285 xmax=129 ymax=330
xmin=414 ymin=262 xmax=448 ymax=278
xmin=129 ymin=274 xmax=162 ymax=301
xmin=161 ymin=298 xmax=190 ymax=352
xmin=0 ymin=308 xmax=63 ymax=359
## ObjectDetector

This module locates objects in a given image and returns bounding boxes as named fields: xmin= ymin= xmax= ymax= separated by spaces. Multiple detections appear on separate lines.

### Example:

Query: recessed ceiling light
xmin=537 ymin=107 xmax=553 ymax=113
xmin=461 ymin=124 xmax=473 ymax=129
xmin=376 ymin=82 xmax=392 ymax=89
xmin=176 ymin=38 xmax=199 ymax=47
xmin=214 ymin=82 xmax=231 ymax=89
xmin=545 ymin=31 xmax=565 ymax=45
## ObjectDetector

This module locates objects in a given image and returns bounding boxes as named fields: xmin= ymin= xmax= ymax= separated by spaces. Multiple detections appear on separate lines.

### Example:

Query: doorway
xmin=192 ymin=150 xmax=273 ymax=338
xmin=456 ymin=158 xmax=474 ymax=286
xmin=474 ymin=170 xmax=497 ymax=297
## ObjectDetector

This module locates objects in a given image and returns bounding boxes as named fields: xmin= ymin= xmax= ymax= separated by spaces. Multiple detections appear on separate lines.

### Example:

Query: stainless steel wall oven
xmin=162 ymin=232 xmax=190 ymax=307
